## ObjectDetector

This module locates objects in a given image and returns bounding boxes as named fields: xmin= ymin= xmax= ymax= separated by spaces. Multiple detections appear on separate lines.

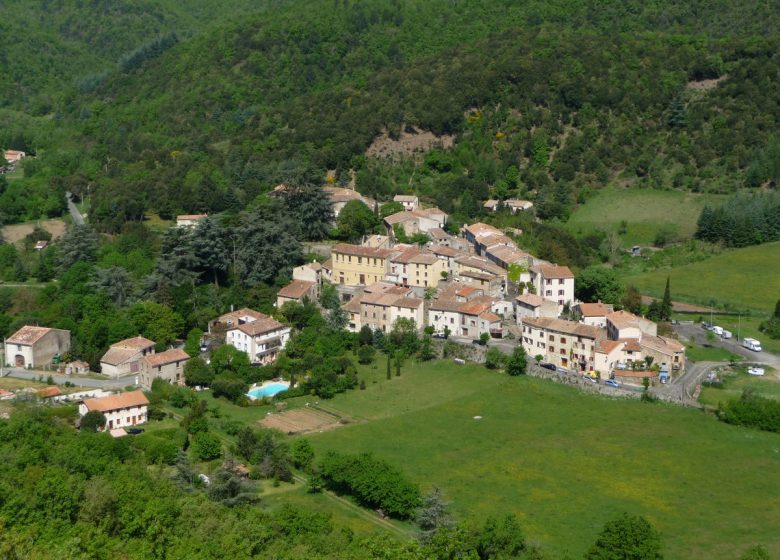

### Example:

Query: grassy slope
xmin=566 ymin=187 xmax=726 ymax=247
xmin=299 ymin=360 xmax=780 ymax=559
xmin=622 ymin=241 xmax=780 ymax=312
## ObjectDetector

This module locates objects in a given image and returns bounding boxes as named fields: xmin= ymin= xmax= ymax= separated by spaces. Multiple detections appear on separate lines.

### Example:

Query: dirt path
xmin=641 ymin=296 xmax=717 ymax=314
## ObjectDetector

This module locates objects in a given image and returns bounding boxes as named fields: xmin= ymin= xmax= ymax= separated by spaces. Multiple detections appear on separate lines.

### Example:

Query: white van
xmin=711 ymin=326 xmax=723 ymax=336
xmin=742 ymin=338 xmax=762 ymax=352
xmin=720 ymin=329 xmax=732 ymax=339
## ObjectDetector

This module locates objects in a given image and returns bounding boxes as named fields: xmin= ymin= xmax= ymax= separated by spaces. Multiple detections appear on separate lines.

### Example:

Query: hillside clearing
xmin=567 ymin=188 xmax=726 ymax=247
xmin=623 ymin=241 xmax=780 ymax=312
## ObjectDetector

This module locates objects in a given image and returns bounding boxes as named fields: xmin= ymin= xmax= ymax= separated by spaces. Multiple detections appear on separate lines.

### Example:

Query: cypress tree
xmin=386 ymin=353 xmax=391 ymax=380
xmin=661 ymin=277 xmax=672 ymax=321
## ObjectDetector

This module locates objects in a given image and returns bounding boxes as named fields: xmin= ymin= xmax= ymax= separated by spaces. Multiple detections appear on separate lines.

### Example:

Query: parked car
xmin=604 ymin=379 xmax=620 ymax=388
xmin=747 ymin=366 xmax=765 ymax=376
xmin=582 ymin=375 xmax=597 ymax=384
xmin=432 ymin=332 xmax=447 ymax=339
xmin=471 ymin=339 xmax=483 ymax=345
xmin=539 ymin=362 xmax=557 ymax=371
xmin=701 ymin=322 xmax=712 ymax=330
xmin=126 ymin=428 xmax=145 ymax=435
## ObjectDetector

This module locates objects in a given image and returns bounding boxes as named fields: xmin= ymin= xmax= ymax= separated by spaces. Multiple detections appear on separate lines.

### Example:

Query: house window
xmin=560 ymin=349 xmax=566 ymax=355
xmin=546 ymin=279 xmax=552 ymax=285
xmin=560 ymin=337 xmax=566 ymax=343
xmin=358 ymin=256 xmax=362 ymax=264
xmin=559 ymin=279 xmax=564 ymax=285
xmin=548 ymin=335 xmax=554 ymax=341
xmin=546 ymin=290 xmax=552 ymax=296
xmin=558 ymin=290 xmax=564 ymax=296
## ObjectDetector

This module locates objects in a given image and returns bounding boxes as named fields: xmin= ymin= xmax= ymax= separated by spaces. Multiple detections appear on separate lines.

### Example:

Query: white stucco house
xmin=79 ymin=390 xmax=149 ymax=432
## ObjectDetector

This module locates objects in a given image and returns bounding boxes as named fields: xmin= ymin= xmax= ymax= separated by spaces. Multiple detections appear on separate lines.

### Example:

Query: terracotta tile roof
xmin=305 ymin=261 xmax=323 ymax=271
xmin=384 ymin=211 xmax=418 ymax=225
xmin=458 ymin=298 xmax=494 ymax=316
xmin=455 ymin=256 xmax=505 ymax=276
xmin=595 ymin=339 xmax=623 ymax=354
xmin=7 ymin=326 xmax=54 ymax=345
xmin=332 ymin=243 xmax=393 ymax=259
xmin=392 ymin=248 xmax=439 ymax=265
xmin=607 ymin=310 xmax=655 ymax=330
xmin=393 ymin=195 xmax=418 ymax=202
xmin=487 ymin=246 xmax=531 ymax=265
xmin=321 ymin=258 xmax=333 ymax=270
xmin=234 ymin=316 xmax=287 ymax=336
xmin=460 ymin=270 xmax=496 ymax=281
xmin=522 ymin=317 xmax=603 ymax=339
xmin=618 ymin=338 xmax=643 ymax=352
xmin=640 ymin=335 xmax=685 ymax=353
xmin=323 ymin=186 xmax=366 ymax=203
xmin=456 ymin=286 xmax=479 ymax=297
xmin=428 ymin=228 xmax=451 ymax=240
xmin=101 ymin=346 xmax=142 ymax=366
xmin=464 ymin=222 xmax=502 ymax=238
xmin=83 ymin=390 xmax=149 ymax=412
xmin=483 ymin=199 xmax=499 ymax=209
xmin=478 ymin=233 xmax=514 ymax=248
xmin=216 ymin=308 xmax=267 ymax=325
xmin=112 ymin=336 xmax=156 ymax=350
xmin=37 ymin=386 xmax=62 ymax=398
xmin=342 ymin=297 xmax=362 ymax=313
xmin=530 ymin=264 xmax=574 ymax=279
xmin=515 ymin=293 xmax=547 ymax=307
xmin=577 ymin=303 xmax=613 ymax=317
xmin=143 ymin=348 xmax=190 ymax=367
xmin=392 ymin=297 xmax=423 ymax=309
xmin=479 ymin=312 xmax=501 ymax=322
xmin=429 ymin=299 xmax=463 ymax=313
xmin=277 ymin=280 xmax=316 ymax=300
xmin=430 ymin=245 xmax=460 ymax=257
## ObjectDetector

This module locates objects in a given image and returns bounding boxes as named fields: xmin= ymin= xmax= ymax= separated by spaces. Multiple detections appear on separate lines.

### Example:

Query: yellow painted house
xmin=331 ymin=243 xmax=393 ymax=286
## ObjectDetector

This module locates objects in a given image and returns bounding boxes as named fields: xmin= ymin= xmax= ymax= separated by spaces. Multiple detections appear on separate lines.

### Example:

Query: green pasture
xmin=684 ymin=344 xmax=743 ymax=363
xmin=566 ymin=187 xmax=725 ymax=247
xmin=623 ymin=241 xmax=780 ymax=312
xmin=299 ymin=359 xmax=780 ymax=559
xmin=699 ymin=367 xmax=780 ymax=408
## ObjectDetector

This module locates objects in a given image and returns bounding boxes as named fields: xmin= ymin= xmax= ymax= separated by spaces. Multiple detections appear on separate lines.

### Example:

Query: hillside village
xmin=3 ymin=188 xmax=685 ymax=398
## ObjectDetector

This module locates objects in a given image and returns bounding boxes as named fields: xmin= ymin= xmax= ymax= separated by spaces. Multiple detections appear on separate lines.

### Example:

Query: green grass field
xmin=699 ymin=367 xmax=780 ymax=408
xmin=298 ymin=360 xmax=780 ymax=559
xmin=623 ymin=241 xmax=780 ymax=312
xmin=566 ymin=187 xmax=725 ymax=247
xmin=684 ymin=344 xmax=743 ymax=363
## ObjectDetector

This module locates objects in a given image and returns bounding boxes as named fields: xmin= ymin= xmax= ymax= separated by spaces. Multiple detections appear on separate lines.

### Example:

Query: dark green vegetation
xmin=2 ymin=0 xmax=779 ymax=232
xmin=717 ymin=389 xmax=780 ymax=433
xmin=696 ymin=191 xmax=780 ymax=247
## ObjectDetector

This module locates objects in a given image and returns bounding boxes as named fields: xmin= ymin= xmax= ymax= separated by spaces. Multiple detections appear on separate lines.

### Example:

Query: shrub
xmin=484 ymin=347 xmax=505 ymax=369
xmin=357 ymin=344 xmax=375 ymax=364
xmin=80 ymin=410 xmax=106 ymax=432
xmin=211 ymin=376 xmax=249 ymax=403
xmin=717 ymin=389 xmax=780 ymax=433
xmin=318 ymin=451 xmax=421 ymax=519
xmin=192 ymin=431 xmax=222 ymax=461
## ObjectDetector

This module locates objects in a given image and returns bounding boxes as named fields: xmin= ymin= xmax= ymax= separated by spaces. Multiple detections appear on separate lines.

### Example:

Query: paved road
xmin=674 ymin=322 xmax=780 ymax=365
xmin=65 ymin=191 xmax=85 ymax=225
xmin=1 ymin=368 xmax=137 ymax=389
xmin=651 ymin=360 xmax=721 ymax=406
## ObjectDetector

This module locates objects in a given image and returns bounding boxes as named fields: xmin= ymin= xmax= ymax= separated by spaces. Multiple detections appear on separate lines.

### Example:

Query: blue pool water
xmin=247 ymin=382 xmax=289 ymax=399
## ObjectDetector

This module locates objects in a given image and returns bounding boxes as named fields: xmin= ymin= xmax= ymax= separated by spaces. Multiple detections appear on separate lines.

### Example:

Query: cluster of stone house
xmin=519 ymin=309 xmax=685 ymax=380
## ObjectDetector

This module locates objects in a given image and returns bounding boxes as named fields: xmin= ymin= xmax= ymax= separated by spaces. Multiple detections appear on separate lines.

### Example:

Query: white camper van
xmin=720 ymin=329 xmax=732 ymax=340
xmin=711 ymin=326 xmax=724 ymax=336
xmin=742 ymin=338 xmax=762 ymax=352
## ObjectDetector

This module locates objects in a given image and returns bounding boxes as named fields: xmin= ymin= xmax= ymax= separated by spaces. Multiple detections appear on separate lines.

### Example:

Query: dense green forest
xmin=1 ymin=0 xmax=778 ymax=229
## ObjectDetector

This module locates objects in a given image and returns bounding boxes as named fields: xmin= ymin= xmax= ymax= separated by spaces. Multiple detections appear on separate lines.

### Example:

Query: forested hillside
xmin=1 ymin=0 xmax=779 ymax=231
xmin=0 ymin=0 xmax=267 ymax=113
xmin=26 ymin=0 xmax=780 ymax=230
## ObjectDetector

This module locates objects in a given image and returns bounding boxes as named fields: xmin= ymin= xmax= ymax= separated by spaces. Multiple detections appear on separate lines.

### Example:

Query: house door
xmin=359 ymin=274 xmax=365 ymax=284
xmin=14 ymin=355 xmax=24 ymax=367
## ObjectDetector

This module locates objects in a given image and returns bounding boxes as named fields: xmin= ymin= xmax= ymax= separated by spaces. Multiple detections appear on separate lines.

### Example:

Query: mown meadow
xmin=300 ymin=360 xmax=780 ymax=558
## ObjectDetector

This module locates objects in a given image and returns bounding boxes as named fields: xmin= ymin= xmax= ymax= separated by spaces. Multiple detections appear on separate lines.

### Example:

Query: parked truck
xmin=742 ymin=338 xmax=762 ymax=352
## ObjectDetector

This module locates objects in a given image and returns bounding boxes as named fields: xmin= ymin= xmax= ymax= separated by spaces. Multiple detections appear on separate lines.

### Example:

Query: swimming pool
xmin=247 ymin=382 xmax=289 ymax=399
